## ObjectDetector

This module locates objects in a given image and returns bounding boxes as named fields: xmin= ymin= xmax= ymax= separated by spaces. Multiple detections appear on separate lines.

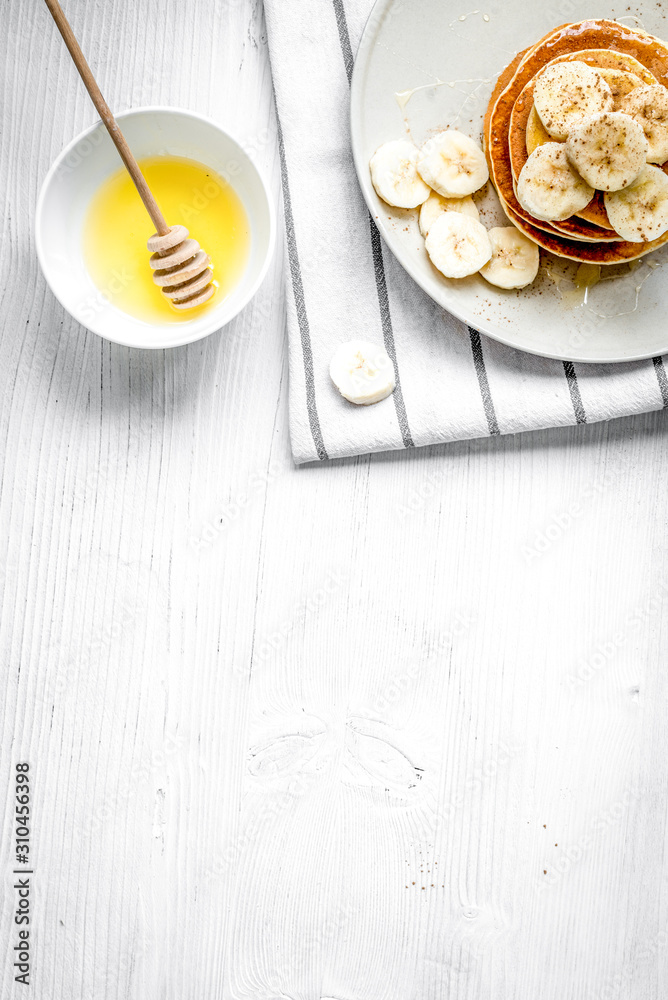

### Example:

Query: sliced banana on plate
xmin=619 ymin=84 xmax=668 ymax=163
xmin=517 ymin=142 xmax=595 ymax=222
xmin=533 ymin=60 xmax=613 ymax=140
xmin=525 ymin=105 xmax=555 ymax=155
xmin=425 ymin=212 xmax=492 ymax=279
xmin=418 ymin=192 xmax=479 ymax=237
xmin=597 ymin=67 xmax=644 ymax=108
xmin=479 ymin=227 xmax=540 ymax=289
xmin=369 ymin=140 xmax=431 ymax=208
xmin=330 ymin=341 xmax=396 ymax=405
xmin=565 ymin=111 xmax=648 ymax=191
xmin=604 ymin=163 xmax=668 ymax=242
xmin=417 ymin=130 xmax=489 ymax=198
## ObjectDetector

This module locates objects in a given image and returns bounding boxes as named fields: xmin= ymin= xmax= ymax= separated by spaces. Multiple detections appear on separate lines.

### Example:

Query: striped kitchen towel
xmin=263 ymin=0 xmax=668 ymax=464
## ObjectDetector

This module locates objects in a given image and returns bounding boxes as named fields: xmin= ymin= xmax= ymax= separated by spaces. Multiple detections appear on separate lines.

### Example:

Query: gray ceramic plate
xmin=350 ymin=0 xmax=668 ymax=363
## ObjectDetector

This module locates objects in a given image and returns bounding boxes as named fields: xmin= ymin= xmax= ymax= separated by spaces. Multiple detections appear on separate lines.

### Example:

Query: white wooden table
xmin=2 ymin=2 xmax=668 ymax=998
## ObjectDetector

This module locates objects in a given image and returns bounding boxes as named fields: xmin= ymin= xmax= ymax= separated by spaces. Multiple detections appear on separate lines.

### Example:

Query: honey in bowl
xmin=83 ymin=156 xmax=250 ymax=324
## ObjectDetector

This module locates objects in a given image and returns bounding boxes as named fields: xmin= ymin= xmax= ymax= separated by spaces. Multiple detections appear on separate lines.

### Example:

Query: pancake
xmin=509 ymin=49 xmax=659 ymax=233
xmin=543 ymin=47 xmax=658 ymax=85
xmin=509 ymin=76 xmax=621 ymax=237
xmin=482 ymin=45 xmax=530 ymax=150
xmin=485 ymin=19 xmax=668 ymax=263
xmin=497 ymin=192 xmax=668 ymax=263
xmin=487 ymin=20 xmax=668 ymax=169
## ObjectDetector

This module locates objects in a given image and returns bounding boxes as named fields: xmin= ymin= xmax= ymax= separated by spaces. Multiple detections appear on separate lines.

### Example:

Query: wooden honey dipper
xmin=44 ymin=0 xmax=215 ymax=311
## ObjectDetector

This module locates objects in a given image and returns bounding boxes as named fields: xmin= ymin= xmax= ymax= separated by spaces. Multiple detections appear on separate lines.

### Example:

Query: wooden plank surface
xmin=1 ymin=1 xmax=668 ymax=998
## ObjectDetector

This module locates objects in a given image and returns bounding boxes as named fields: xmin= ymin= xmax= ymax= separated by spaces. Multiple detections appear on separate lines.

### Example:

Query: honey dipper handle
xmin=43 ymin=0 xmax=170 ymax=236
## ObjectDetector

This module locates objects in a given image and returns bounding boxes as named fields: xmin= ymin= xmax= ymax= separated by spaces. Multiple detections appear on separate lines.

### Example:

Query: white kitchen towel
xmin=263 ymin=0 xmax=668 ymax=465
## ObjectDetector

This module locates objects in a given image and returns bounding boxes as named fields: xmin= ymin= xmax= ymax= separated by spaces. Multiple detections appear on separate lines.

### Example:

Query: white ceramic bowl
xmin=36 ymin=107 xmax=275 ymax=349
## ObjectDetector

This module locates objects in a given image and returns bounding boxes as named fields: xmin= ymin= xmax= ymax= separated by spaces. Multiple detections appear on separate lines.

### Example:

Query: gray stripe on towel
xmin=332 ymin=0 xmax=415 ymax=450
xmin=562 ymin=361 xmax=587 ymax=424
xmin=653 ymin=356 xmax=668 ymax=408
xmin=369 ymin=221 xmax=415 ymax=448
xmin=332 ymin=0 xmax=355 ymax=82
xmin=469 ymin=329 xmax=500 ymax=436
xmin=275 ymin=106 xmax=328 ymax=461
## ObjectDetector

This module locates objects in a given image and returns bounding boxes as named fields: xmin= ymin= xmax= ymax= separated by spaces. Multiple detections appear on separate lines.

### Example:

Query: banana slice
xmin=619 ymin=84 xmax=668 ymax=163
xmin=604 ymin=164 xmax=668 ymax=242
xmin=516 ymin=143 xmax=595 ymax=222
xmin=525 ymin=105 xmax=556 ymax=156
xmin=425 ymin=212 xmax=492 ymax=279
xmin=533 ymin=61 xmax=613 ymax=140
xmin=525 ymin=72 xmax=644 ymax=156
xmin=417 ymin=130 xmax=489 ymax=198
xmin=369 ymin=140 xmax=431 ymax=208
xmin=418 ymin=192 xmax=479 ymax=237
xmin=597 ymin=67 xmax=644 ymax=108
xmin=479 ymin=227 xmax=540 ymax=289
xmin=330 ymin=341 xmax=396 ymax=405
xmin=565 ymin=111 xmax=648 ymax=192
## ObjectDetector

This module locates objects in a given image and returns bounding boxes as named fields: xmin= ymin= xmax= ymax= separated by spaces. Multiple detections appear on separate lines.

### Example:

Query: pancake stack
xmin=484 ymin=19 xmax=668 ymax=263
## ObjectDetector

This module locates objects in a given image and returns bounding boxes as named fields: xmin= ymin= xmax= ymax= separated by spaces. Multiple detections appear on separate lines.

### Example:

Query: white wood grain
xmin=1 ymin=2 xmax=668 ymax=999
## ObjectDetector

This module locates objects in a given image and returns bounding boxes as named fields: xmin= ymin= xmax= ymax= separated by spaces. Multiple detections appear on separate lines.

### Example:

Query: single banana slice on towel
xmin=330 ymin=342 xmax=396 ymax=406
